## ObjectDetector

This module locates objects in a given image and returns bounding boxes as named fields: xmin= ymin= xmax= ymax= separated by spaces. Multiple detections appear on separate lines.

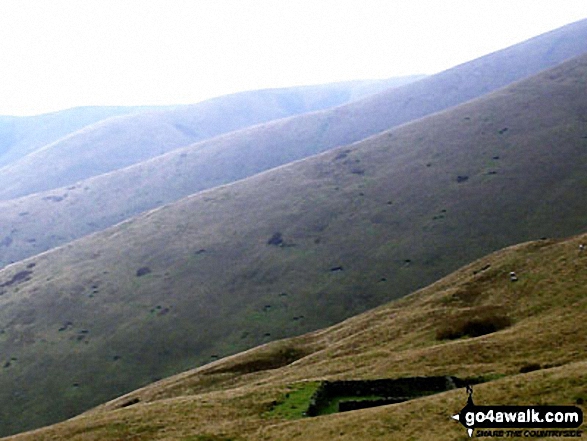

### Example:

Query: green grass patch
xmin=265 ymin=381 xmax=320 ymax=420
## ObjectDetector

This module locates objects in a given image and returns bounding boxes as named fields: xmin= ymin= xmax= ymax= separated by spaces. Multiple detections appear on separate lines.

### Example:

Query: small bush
xmin=1 ymin=270 xmax=33 ymax=287
xmin=267 ymin=232 xmax=283 ymax=246
xmin=519 ymin=363 xmax=541 ymax=374
xmin=136 ymin=267 xmax=151 ymax=277
xmin=206 ymin=343 xmax=309 ymax=375
xmin=436 ymin=309 xmax=511 ymax=340
xmin=119 ymin=397 xmax=140 ymax=408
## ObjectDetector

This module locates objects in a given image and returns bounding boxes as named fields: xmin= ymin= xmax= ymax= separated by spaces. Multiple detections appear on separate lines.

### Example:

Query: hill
xmin=1 ymin=19 xmax=587 ymax=268
xmin=4 ymin=232 xmax=586 ymax=440
xmin=0 ymin=77 xmax=421 ymax=201
xmin=0 ymin=106 xmax=170 ymax=167
xmin=0 ymin=51 xmax=586 ymax=436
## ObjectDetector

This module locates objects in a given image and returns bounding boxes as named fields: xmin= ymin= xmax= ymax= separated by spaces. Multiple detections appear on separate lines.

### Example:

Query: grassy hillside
xmin=1 ymin=20 xmax=587 ymax=268
xmin=5 ymin=232 xmax=586 ymax=440
xmin=0 ymin=77 xmax=421 ymax=201
xmin=0 ymin=51 xmax=586 ymax=436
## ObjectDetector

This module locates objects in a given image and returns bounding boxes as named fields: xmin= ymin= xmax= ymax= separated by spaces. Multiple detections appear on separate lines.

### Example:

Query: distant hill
xmin=0 ymin=105 xmax=170 ymax=167
xmin=1 ymin=19 xmax=587 ymax=268
xmin=0 ymin=50 xmax=586 ymax=436
xmin=0 ymin=77 xmax=422 ymax=200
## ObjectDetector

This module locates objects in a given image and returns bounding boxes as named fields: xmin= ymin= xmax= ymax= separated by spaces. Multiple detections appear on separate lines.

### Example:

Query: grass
xmin=4 ymin=231 xmax=587 ymax=440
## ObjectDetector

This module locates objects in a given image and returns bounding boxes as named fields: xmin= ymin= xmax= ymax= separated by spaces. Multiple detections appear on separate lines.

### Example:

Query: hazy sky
xmin=1 ymin=0 xmax=586 ymax=116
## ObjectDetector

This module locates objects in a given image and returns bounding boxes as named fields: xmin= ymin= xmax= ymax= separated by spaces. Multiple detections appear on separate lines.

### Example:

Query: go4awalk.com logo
xmin=452 ymin=385 xmax=583 ymax=438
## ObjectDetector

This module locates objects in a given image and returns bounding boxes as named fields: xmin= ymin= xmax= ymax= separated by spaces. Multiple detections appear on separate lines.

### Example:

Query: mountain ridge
xmin=2 ymin=18 xmax=586 ymax=201
xmin=0 ymin=77 xmax=423 ymax=200
xmin=0 ymin=105 xmax=172 ymax=167
xmin=1 ymin=19 xmax=587 ymax=268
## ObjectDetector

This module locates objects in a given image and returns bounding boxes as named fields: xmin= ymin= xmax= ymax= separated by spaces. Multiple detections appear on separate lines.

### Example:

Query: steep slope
xmin=1 ymin=19 xmax=587 ymax=267
xmin=0 ymin=77 xmax=421 ymax=200
xmin=5 ymin=232 xmax=587 ymax=440
xmin=0 ymin=52 xmax=587 ymax=436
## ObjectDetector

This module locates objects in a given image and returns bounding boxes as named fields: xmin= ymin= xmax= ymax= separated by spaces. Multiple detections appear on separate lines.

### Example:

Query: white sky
xmin=0 ymin=0 xmax=586 ymax=116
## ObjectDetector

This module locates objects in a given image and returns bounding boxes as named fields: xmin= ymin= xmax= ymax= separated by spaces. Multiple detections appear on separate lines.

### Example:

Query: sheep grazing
xmin=509 ymin=271 xmax=518 ymax=282
xmin=580 ymin=244 xmax=585 ymax=253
